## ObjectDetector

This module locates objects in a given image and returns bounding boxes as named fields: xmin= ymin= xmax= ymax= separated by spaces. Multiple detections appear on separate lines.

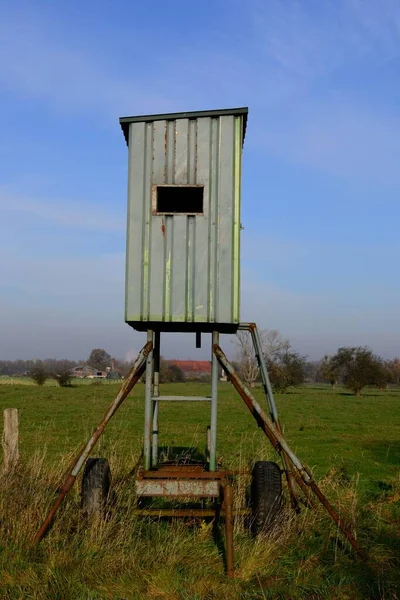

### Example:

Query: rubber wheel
xmin=81 ymin=458 xmax=111 ymax=518
xmin=250 ymin=461 xmax=283 ymax=535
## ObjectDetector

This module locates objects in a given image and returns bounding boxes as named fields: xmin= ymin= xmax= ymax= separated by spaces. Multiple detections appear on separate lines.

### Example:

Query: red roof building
xmin=168 ymin=360 xmax=211 ymax=379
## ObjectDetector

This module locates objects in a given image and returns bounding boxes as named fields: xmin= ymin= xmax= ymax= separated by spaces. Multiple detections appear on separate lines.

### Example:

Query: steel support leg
xmin=223 ymin=484 xmax=234 ymax=578
xmin=152 ymin=332 xmax=160 ymax=468
xmin=239 ymin=323 xmax=279 ymax=422
xmin=239 ymin=323 xmax=300 ymax=512
xmin=209 ymin=331 xmax=219 ymax=471
xmin=144 ymin=330 xmax=154 ymax=471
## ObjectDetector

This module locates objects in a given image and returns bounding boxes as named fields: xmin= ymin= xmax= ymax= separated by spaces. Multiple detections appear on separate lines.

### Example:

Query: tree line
xmin=0 ymin=348 xmax=186 ymax=386
xmin=2 ymin=334 xmax=399 ymax=394
xmin=0 ymin=349 xmax=129 ymax=387
xmin=235 ymin=329 xmax=400 ymax=395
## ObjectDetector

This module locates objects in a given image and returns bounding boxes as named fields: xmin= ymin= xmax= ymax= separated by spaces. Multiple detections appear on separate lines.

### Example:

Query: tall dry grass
xmin=0 ymin=442 xmax=399 ymax=599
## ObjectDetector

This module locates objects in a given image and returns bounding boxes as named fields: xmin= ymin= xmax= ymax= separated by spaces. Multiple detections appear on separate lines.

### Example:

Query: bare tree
xmin=263 ymin=329 xmax=290 ymax=360
xmin=235 ymin=330 xmax=260 ymax=387
xmin=235 ymin=329 xmax=291 ymax=388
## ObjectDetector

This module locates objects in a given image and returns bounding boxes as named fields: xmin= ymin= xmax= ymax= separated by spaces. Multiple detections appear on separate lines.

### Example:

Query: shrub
xmin=53 ymin=371 xmax=73 ymax=387
xmin=267 ymin=351 xmax=306 ymax=393
xmin=29 ymin=366 xmax=48 ymax=386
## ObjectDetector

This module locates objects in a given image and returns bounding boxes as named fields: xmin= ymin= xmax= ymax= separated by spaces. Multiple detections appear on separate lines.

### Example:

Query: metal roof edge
xmin=119 ymin=107 xmax=248 ymax=145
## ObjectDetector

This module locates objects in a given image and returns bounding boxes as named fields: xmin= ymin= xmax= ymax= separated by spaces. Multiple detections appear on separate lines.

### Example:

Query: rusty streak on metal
xmin=275 ymin=419 xmax=301 ymax=513
xmin=133 ymin=508 xmax=251 ymax=517
xmin=213 ymin=344 xmax=368 ymax=562
xmin=137 ymin=468 xmax=227 ymax=479
xmin=33 ymin=341 xmax=152 ymax=545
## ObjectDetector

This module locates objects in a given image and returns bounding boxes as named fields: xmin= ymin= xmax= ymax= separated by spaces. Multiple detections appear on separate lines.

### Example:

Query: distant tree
xmin=331 ymin=346 xmax=387 ymax=396
xmin=235 ymin=329 xmax=290 ymax=387
xmin=263 ymin=329 xmax=291 ymax=359
xmin=0 ymin=359 xmax=79 ymax=376
xmin=303 ymin=360 xmax=320 ymax=383
xmin=29 ymin=366 xmax=48 ymax=386
xmin=88 ymin=349 xmax=111 ymax=371
xmin=317 ymin=355 xmax=341 ymax=388
xmin=267 ymin=350 xmax=306 ymax=393
xmin=388 ymin=358 xmax=400 ymax=386
xmin=235 ymin=330 xmax=260 ymax=387
xmin=371 ymin=360 xmax=393 ymax=391
xmin=159 ymin=358 xmax=185 ymax=383
xmin=168 ymin=364 xmax=185 ymax=382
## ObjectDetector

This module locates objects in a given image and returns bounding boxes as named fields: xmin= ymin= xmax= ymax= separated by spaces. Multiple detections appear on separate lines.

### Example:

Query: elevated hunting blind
xmin=119 ymin=107 xmax=248 ymax=332
xmin=34 ymin=107 xmax=367 ymax=577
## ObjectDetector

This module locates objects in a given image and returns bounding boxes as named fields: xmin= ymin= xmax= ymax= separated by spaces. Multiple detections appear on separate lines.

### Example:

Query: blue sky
xmin=1 ymin=0 xmax=400 ymax=361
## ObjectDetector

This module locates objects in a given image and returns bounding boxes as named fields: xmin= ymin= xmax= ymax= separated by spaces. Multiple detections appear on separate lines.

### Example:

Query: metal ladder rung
xmin=151 ymin=396 xmax=211 ymax=402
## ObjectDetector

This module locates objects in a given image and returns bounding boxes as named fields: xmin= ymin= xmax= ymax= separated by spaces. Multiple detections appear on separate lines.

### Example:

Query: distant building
xmin=70 ymin=365 xmax=107 ymax=379
xmin=167 ymin=360 xmax=211 ymax=380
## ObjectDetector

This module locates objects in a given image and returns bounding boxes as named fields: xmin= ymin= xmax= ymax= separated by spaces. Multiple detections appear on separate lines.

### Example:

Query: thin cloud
xmin=0 ymin=191 xmax=125 ymax=232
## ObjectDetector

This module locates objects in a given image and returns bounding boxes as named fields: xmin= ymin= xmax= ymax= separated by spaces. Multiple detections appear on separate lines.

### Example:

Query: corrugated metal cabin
xmin=119 ymin=107 xmax=248 ymax=332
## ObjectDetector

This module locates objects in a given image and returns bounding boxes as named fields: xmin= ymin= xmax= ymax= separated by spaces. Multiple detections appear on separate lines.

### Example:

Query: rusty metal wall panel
xmin=125 ymin=112 xmax=244 ymax=329
xmin=135 ymin=478 xmax=220 ymax=497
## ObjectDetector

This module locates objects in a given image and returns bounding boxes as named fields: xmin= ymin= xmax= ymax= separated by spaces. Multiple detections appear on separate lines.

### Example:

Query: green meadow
xmin=0 ymin=381 xmax=399 ymax=599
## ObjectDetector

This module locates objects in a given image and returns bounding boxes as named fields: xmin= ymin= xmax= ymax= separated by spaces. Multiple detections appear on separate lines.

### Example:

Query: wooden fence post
xmin=2 ymin=408 xmax=19 ymax=473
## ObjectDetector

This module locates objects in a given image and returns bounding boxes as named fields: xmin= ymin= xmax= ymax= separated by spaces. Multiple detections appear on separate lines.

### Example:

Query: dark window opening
xmin=155 ymin=185 xmax=204 ymax=214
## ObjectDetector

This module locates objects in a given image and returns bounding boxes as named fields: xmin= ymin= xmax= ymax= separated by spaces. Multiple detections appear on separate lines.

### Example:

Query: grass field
xmin=0 ymin=381 xmax=399 ymax=599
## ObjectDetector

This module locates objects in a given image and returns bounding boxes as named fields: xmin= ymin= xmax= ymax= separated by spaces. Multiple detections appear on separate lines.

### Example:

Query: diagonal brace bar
xmin=239 ymin=322 xmax=300 ymax=511
xmin=33 ymin=341 xmax=153 ymax=545
xmin=213 ymin=343 xmax=368 ymax=562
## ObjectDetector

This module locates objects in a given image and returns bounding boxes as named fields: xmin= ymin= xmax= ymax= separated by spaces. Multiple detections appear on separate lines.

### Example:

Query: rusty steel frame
xmin=135 ymin=467 xmax=235 ymax=576
xmin=33 ymin=341 xmax=153 ymax=545
xmin=132 ymin=508 xmax=252 ymax=519
xmin=33 ymin=324 xmax=367 ymax=578
xmin=137 ymin=467 xmax=227 ymax=479
xmin=152 ymin=331 xmax=160 ymax=468
xmin=209 ymin=331 xmax=220 ymax=471
xmin=213 ymin=343 xmax=368 ymax=562
xmin=144 ymin=331 xmax=154 ymax=470
xmin=133 ymin=508 xmax=251 ymax=517
xmin=238 ymin=323 xmax=300 ymax=512
xmin=136 ymin=477 xmax=221 ymax=497
xmin=136 ymin=466 xmax=226 ymax=497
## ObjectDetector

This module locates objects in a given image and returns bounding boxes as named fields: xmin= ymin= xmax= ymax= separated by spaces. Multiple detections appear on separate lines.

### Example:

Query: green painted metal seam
xmin=186 ymin=217 xmax=195 ymax=321
xmin=208 ymin=118 xmax=218 ymax=322
xmin=141 ymin=123 xmax=151 ymax=320
xmin=214 ymin=117 xmax=221 ymax=322
xmin=125 ymin=125 xmax=133 ymax=321
xmin=232 ymin=116 xmax=242 ymax=321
